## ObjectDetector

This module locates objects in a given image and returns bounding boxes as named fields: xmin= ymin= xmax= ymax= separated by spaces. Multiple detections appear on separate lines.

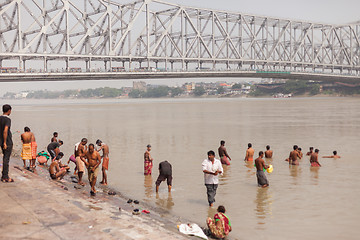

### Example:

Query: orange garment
xmin=31 ymin=142 xmax=37 ymax=160
xmin=102 ymin=156 xmax=109 ymax=170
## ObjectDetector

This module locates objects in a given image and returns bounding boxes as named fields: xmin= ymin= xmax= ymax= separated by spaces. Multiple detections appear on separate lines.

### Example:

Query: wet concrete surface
xmin=0 ymin=159 xmax=196 ymax=240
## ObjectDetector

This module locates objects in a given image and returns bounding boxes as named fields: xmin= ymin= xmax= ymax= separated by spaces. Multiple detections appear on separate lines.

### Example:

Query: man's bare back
xmin=245 ymin=148 xmax=254 ymax=161
xmin=289 ymin=150 xmax=300 ymax=165
xmin=265 ymin=150 xmax=273 ymax=158
xmin=21 ymin=132 xmax=32 ymax=144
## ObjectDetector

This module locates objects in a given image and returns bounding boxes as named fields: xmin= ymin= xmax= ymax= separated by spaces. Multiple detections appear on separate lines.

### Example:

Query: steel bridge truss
xmin=0 ymin=0 xmax=359 ymax=74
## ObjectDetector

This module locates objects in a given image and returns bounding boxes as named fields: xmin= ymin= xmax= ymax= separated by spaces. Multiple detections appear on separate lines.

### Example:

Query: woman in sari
xmin=144 ymin=144 xmax=153 ymax=175
xmin=207 ymin=205 xmax=232 ymax=239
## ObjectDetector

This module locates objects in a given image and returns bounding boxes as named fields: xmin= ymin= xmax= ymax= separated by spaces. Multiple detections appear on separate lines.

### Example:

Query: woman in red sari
xmin=207 ymin=205 xmax=232 ymax=239
xmin=144 ymin=144 xmax=153 ymax=175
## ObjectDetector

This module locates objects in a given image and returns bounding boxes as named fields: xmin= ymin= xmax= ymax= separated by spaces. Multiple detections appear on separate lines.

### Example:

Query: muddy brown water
xmin=6 ymin=97 xmax=360 ymax=240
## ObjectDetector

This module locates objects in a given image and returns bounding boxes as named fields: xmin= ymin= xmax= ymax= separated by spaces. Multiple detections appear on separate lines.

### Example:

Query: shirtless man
xmin=323 ymin=150 xmax=341 ymax=159
xmin=218 ymin=140 xmax=231 ymax=165
xmin=288 ymin=145 xmax=301 ymax=165
xmin=306 ymin=147 xmax=314 ymax=156
xmin=21 ymin=127 xmax=32 ymax=169
xmin=244 ymin=143 xmax=254 ymax=161
xmin=51 ymin=132 xmax=58 ymax=142
xmin=298 ymin=148 xmax=303 ymax=159
xmin=310 ymin=149 xmax=321 ymax=167
xmin=96 ymin=139 xmax=110 ymax=185
xmin=255 ymin=151 xmax=269 ymax=188
xmin=82 ymin=144 xmax=101 ymax=196
xmin=75 ymin=138 xmax=88 ymax=186
xmin=49 ymin=156 xmax=67 ymax=180
xmin=265 ymin=145 xmax=273 ymax=158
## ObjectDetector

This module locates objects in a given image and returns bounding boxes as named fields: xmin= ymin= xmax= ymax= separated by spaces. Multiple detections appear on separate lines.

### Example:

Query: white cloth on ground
xmin=179 ymin=223 xmax=208 ymax=240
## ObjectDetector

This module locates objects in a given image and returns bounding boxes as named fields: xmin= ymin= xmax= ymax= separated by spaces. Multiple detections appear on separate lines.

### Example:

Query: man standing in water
xmin=218 ymin=140 xmax=231 ymax=165
xmin=245 ymin=143 xmax=254 ymax=161
xmin=288 ymin=145 xmax=301 ymax=165
xmin=21 ymin=127 xmax=32 ymax=169
xmin=82 ymin=144 xmax=101 ymax=196
xmin=96 ymin=139 xmax=110 ymax=185
xmin=310 ymin=149 xmax=321 ymax=167
xmin=0 ymin=104 xmax=14 ymax=182
xmin=75 ymin=138 xmax=88 ymax=186
xmin=144 ymin=144 xmax=154 ymax=175
xmin=202 ymin=150 xmax=223 ymax=207
xmin=306 ymin=147 xmax=314 ymax=156
xmin=265 ymin=145 xmax=273 ymax=158
xmin=255 ymin=151 xmax=269 ymax=188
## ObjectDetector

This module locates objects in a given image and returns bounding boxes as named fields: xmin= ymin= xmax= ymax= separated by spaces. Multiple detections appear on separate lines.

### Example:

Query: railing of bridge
xmin=0 ymin=0 xmax=359 ymax=76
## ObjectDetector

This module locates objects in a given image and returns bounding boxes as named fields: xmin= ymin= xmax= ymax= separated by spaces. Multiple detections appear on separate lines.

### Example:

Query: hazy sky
xmin=1 ymin=0 xmax=359 ymax=97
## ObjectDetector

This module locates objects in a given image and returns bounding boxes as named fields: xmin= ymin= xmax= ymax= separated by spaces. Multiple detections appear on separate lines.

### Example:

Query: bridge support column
xmin=44 ymin=57 xmax=48 ymax=73
xmin=18 ymin=56 xmax=22 ymax=72
xmin=65 ymin=58 xmax=69 ymax=72
xmin=129 ymin=59 xmax=132 ymax=70
xmin=0 ymin=60 xmax=2 ymax=68
xmin=23 ymin=60 xmax=26 ymax=72
xmin=170 ymin=62 xmax=174 ymax=71
xmin=185 ymin=62 xmax=188 ymax=70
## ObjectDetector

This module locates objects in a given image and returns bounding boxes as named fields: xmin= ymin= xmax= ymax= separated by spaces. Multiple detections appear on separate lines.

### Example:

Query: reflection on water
xmin=156 ymin=192 xmax=174 ymax=210
xmin=310 ymin=167 xmax=320 ymax=185
xmin=254 ymin=188 xmax=273 ymax=229
xmin=289 ymin=165 xmax=301 ymax=181
xmin=144 ymin=175 xmax=153 ymax=199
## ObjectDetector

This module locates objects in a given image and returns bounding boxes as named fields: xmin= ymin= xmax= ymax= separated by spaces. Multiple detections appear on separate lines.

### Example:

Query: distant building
xmin=133 ymin=81 xmax=147 ymax=91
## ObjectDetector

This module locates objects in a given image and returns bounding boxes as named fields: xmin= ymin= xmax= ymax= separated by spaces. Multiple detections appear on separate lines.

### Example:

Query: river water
xmin=6 ymin=97 xmax=360 ymax=240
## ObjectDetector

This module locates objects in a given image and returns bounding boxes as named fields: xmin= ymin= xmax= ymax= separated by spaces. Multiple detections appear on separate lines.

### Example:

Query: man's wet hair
xmin=259 ymin=151 xmax=264 ymax=156
xmin=53 ymin=132 xmax=58 ymax=136
xmin=333 ymin=151 xmax=337 ymax=155
xmin=248 ymin=143 xmax=252 ymax=148
xmin=207 ymin=150 xmax=215 ymax=156
xmin=89 ymin=143 xmax=95 ymax=148
xmin=217 ymin=205 xmax=226 ymax=213
xmin=298 ymin=148 xmax=302 ymax=151
xmin=266 ymin=145 xmax=270 ymax=150
xmin=315 ymin=149 xmax=319 ymax=153
xmin=310 ymin=147 xmax=314 ymax=150
xmin=2 ymin=104 xmax=11 ymax=113
xmin=24 ymin=127 xmax=30 ymax=132
xmin=220 ymin=140 xmax=225 ymax=145
xmin=59 ymin=140 xmax=64 ymax=145
xmin=293 ymin=145 xmax=298 ymax=150
xmin=81 ymin=138 xmax=88 ymax=143
xmin=96 ymin=139 xmax=102 ymax=145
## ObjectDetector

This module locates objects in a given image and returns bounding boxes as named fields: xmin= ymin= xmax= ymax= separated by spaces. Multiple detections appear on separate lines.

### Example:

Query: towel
xmin=179 ymin=223 xmax=208 ymax=240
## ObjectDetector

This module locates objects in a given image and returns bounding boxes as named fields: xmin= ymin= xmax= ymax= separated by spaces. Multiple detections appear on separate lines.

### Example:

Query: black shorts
xmin=50 ymin=173 xmax=57 ymax=180
xmin=156 ymin=174 xmax=172 ymax=186
xmin=48 ymin=150 xmax=56 ymax=160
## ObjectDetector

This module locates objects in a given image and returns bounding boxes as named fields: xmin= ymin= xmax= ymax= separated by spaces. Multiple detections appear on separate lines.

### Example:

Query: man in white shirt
xmin=202 ymin=150 xmax=223 ymax=207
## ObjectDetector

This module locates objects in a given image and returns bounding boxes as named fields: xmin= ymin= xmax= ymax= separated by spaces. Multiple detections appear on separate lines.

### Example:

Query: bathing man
xmin=245 ymin=143 xmax=254 ymax=161
xmin=82 ymin=144 xmax=101 ymax=196
xmin=75 ymin=138 xmax=88 ymax=186
xmin=255 ymin=151 xmax=269 ymax=187
xmin=218 ymin=140 xmax=231 ymax=165
xmin=96 ymin=139 xmax=110 ymax=185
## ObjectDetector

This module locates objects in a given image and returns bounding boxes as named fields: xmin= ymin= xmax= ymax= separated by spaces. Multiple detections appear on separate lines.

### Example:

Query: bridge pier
xmin=104 ymin=60 xmax=107 ymax=71
xmin=66 ymin=58 xmax=69 ymax=72
xmin=44 ymin=57 xmax=48 ymax=73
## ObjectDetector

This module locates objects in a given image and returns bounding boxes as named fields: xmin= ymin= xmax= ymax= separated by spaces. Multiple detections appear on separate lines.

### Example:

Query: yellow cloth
xmin=21 ymin=143 xmax=32 ymax=160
